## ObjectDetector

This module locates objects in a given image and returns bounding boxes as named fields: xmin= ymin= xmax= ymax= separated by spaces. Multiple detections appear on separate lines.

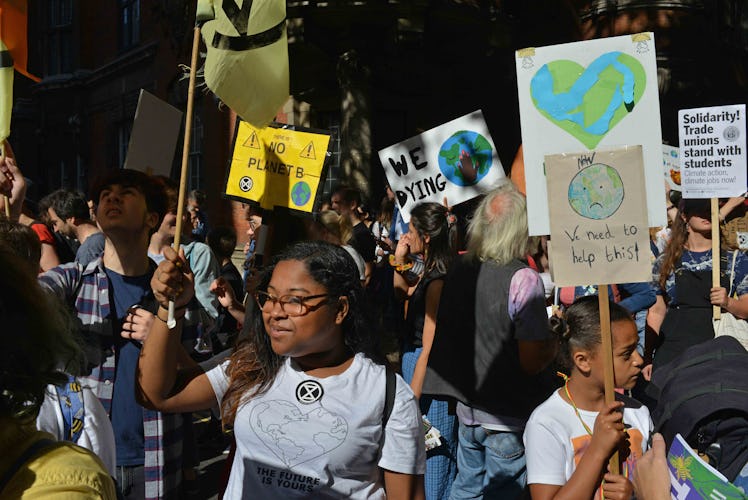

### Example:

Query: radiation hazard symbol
xmin=299 ymin=141 xmax=316 ymax=160
xmin=243 ymin=131 xmax=261 ymax=149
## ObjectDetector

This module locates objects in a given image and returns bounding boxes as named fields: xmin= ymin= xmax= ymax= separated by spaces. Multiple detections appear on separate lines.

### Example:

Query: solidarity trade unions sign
xmin=678 ymin=104 xmax=747 ymax=199
xmin=377 ymin=110 xmax=506 ymax=223
xmin=224 ymin=121 xmax=331 ymax=213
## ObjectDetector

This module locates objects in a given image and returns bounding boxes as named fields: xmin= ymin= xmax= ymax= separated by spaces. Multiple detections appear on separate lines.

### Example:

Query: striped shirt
xmin=39 ymin=257 xmax=182 ymax=499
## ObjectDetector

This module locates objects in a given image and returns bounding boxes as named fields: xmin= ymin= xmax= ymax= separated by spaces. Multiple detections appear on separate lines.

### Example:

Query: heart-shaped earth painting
xmin=251 ymin=400 xmax=349 ymax=467
xmin=530 ymin=51 xmax=646 ymax=149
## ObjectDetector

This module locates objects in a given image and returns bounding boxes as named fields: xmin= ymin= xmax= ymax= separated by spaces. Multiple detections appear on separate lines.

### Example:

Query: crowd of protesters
xmin=1 ymin=139 xmax=747 ymax=499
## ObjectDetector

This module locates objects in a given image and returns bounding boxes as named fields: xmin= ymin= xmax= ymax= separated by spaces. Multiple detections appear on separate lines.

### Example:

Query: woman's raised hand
xmin=210 ymin=276 xmax=237 ymax=309
xmin=394 ymin=234 xmax=411 ymax=263
xmin=152 ymin=246 xmax=195 ymax=310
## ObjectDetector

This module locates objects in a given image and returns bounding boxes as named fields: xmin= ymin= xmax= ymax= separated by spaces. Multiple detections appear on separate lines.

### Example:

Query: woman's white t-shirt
xmin=206 ymin=353 xmax=426 ymax=499
xmin=524 ymin=390 xmax=652 ymax=492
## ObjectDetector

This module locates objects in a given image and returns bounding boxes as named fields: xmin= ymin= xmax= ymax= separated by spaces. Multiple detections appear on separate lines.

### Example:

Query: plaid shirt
xmin=39 ymin=257 xmax=182 ymax=499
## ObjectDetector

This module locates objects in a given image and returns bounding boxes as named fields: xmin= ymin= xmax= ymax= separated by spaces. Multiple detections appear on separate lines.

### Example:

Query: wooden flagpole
xmin=2 ymin=146 xmax=10 ymax=217
xmin=167 ymin=25 xmax=201 ymax=327
xmin=711 ymin=198 xmax=721 ymax=320
xmin=598 ymin=286 xmax=620 ymax=474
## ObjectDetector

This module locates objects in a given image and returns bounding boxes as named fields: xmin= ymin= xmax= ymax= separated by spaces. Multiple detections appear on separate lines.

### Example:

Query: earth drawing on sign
xmin=291 ymin=181 xmax=312 ymax=207
xmin=530 ymin=51 xmax=646 ymax=149
xmin=568 ymin=163 xmax=624 ymax=220
xmin=438 ymin=130 xmax=493 ymax=186
xmin=251 ymin=400 xmax=348 ymax=467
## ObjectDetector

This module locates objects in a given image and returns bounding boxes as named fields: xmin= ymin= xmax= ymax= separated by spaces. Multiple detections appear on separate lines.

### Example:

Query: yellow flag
xmin=0 ymin=38 xmax=13 ymax=142
xmin=198 ymin=0 xmax=289 ymax=128
xmin=0 ymin=1 xmax=40 ymax=82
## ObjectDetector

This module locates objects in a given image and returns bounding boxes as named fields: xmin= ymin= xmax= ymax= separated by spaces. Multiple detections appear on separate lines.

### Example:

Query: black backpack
xmin=649 ymin=336 xmax=748 ymax=482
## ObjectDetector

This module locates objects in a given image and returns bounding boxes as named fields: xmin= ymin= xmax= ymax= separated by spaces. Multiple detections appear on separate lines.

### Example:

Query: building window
xmin=59 ymin=160 xmax=69 ymax=187
xmin=76 ymin=157 xmax=86 ymax=193
xmin=188 ymin=115 xmax=204 ymax=190
xmin=117 ymin=121 xmax=132 ymax=168
xmin=119 ymin=0 xmax=140 ymax=50
xmin=322 ymin=125 xmax=341 ymax=199
xmin=45 ymin=0 xmax=73 ymax=75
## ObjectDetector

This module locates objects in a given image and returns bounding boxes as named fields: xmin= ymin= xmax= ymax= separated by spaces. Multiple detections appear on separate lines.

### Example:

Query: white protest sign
xmin=546 ymin=146 xmax=651 ymax=286
xmin=678 ymin=104 xmax=747 ymax=198
xmin=663 ymin=144 xmax=681 ymax=191
xmin=124 ymin=90 xmax=183 ymax=177
xmin=516 ymin=33 xmax=665 ymax=235
xmin=377 ymin=110 xmax=506 ymax=223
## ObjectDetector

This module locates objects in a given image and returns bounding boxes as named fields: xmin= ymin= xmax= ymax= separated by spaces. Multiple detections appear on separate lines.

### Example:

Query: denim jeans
xmin=116 ymin=465 xmax=145 ymax=500
xmin=449 ymin=423 xmax=527 ymax=499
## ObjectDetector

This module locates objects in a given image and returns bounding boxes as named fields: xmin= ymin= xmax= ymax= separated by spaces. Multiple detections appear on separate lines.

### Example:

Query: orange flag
xmin=0 ymin=0 xmax=40 ymax=82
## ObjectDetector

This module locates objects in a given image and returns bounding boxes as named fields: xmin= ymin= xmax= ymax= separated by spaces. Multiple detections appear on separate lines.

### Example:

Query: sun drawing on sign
xmin=567 ymin=163 xmax=624 ymax=220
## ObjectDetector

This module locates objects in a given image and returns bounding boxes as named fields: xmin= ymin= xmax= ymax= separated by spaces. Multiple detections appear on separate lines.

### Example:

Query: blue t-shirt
xmin=651 ymin=249 xmax=748 ymax=306
xmin=75 ymin=232 xmax=106 ymax=267
xmin=106 ymin=267 xmax=153 ymax=467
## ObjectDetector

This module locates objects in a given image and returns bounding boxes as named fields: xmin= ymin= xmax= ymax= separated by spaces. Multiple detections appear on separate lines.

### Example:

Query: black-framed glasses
xmin=254 ymin=290 xmax=333 ymax=316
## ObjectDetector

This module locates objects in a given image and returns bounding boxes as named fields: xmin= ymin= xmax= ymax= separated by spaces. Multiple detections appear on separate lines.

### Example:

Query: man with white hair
xmin=423 ymin=182 xmax=557 ymax=499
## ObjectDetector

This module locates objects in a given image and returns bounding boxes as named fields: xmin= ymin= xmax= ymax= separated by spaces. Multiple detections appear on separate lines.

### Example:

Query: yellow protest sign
xmin=224 ymin=121 xmax=331 ymax=213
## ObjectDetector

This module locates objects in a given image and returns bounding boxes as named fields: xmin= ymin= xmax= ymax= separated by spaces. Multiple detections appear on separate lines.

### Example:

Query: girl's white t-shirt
xmin=206 ymin=353 xmax=426 ymax=499
xmin=524 ymin=390 xmax=652 ymax=492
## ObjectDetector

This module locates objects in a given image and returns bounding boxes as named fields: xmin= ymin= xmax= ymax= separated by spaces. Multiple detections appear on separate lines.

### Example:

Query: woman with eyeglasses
xmin=137 ymin=240 xmax=426 ymax=499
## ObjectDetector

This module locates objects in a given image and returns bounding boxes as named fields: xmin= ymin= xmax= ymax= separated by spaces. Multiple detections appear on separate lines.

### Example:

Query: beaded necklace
xmin=557 ymin=372 xmax=593 ymax=436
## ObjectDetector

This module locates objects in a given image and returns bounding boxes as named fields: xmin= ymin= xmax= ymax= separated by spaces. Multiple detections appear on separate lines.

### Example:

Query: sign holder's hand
xmin=0 ymin=141 xmax=26 ymax=221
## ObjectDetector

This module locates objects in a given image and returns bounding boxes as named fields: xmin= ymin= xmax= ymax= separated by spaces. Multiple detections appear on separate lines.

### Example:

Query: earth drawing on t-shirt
xmin=251 ymin=400 xmax=349 ymax=467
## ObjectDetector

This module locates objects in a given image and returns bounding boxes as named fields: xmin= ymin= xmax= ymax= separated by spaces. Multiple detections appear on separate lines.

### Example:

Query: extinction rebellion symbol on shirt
xmin=295 ymin=380 xmax=324 ymax=404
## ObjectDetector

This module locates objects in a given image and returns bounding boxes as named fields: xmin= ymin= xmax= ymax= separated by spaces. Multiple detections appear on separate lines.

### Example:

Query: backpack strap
xmin=729 ymin=250 xmax=738 ymax=297
xmin=382 ymin=366 xmax=396 ymax=428
xmin=0 ymin=438 xmax=57 ymax=494
xmin=55 ymin=374 xmax=85 ymax=443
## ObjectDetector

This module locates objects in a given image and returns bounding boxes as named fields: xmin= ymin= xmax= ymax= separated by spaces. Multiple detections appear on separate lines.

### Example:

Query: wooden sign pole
xmin=167 ymin=25 xmax=201 ymax=327
xmin=2 ymin=146 xmax=9 ymax=218
xmin=711 ymin=198 xmax=721 ymax=320
xmin=598 ymin=286 xmax=620 ymax=474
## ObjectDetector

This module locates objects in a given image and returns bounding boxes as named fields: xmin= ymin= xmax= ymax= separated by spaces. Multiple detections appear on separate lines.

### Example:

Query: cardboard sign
xmin=516 ymin=33 xmax=665 ymax=235
xmin=124 ymin=90 xmax=183 ymax=177
xmin=224 ymin=121 xmax=331 ymax=213
xmin=546 ymin=146 xmax=651 ymax=287
xmin=663 ymin=144 xmax=681 ymax=191
xmin=377 ymin=110 xmax=506 ymax=223
xmin=678 ymin=104 xmax=747 ymax=198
